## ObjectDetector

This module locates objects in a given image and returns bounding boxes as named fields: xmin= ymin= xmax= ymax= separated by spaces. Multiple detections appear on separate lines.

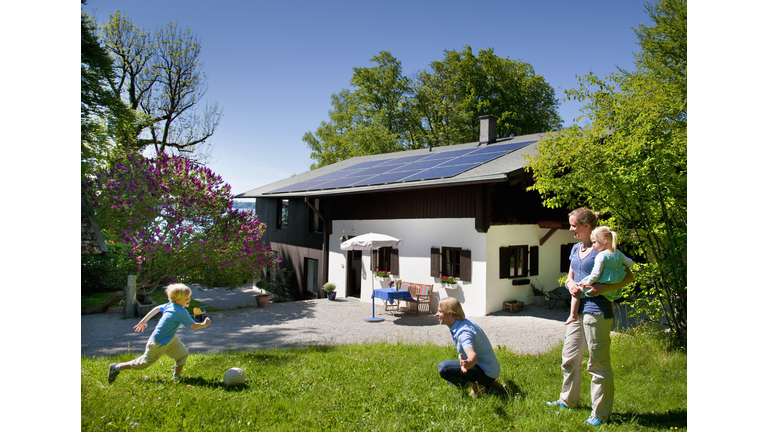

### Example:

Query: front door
xmin=346 ymin=250 xmax=362 ymax=298
xmin=306 ymin=258 xmax=318 ymax=298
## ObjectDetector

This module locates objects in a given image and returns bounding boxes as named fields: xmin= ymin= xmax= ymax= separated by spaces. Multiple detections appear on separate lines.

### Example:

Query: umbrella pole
xmin=364 ymin=250 xmax=384 ymax=322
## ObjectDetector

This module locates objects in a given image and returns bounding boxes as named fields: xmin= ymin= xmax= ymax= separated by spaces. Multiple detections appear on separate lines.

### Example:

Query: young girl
xmin=565 ymin=226 xmax=634 ymax=325
xmin=108 ymin=283 xmax=211 ymax=383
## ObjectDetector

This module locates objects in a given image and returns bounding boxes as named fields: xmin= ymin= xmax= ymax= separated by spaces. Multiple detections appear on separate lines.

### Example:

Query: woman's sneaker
xmin=584 ymin=416 xmax=603 ymax=426
xmin=546 ymin=400 xmax=568 ymax=409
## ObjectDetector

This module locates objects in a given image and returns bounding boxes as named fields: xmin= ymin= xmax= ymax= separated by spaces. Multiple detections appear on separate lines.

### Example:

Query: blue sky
xmin=84 ymin=0 xmax=653 ymax=195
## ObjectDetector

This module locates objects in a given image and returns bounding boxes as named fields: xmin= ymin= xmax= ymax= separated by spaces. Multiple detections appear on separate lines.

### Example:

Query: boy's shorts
xmin=128 ymin=335 xmax=189 ymax=370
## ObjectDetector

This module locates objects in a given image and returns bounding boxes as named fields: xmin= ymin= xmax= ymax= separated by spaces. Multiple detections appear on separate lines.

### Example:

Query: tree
xmin=83 ymin=153 xmax=277 ymax=291
xmin=99 ymin=11 xmax=223 ymax=162
xmin=525 ymin=0 xmax=687 ymax=348
xmin=81 ymin=11 xmax=137 ymax=179
xmin=304 ymin=48 xmax=562 ymax=168
xmin=413 ymin=47 xmax=562 ymax=147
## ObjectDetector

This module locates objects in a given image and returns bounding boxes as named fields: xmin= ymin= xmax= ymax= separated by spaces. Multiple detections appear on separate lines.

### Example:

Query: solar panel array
xmin=267 ymin=140 xmax=534 ymax=194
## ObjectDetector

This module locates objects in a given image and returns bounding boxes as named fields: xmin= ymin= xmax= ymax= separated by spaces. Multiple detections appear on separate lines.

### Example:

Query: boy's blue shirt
xmin=450 ymin=318 xmax=501 ymax=380
xmin=150 ymin=302 xmax=196 ymax=345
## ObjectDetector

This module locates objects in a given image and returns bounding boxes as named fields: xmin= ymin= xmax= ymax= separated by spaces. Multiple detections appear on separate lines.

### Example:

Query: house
xmin=236 ymin=116 xmax=577 ymax=316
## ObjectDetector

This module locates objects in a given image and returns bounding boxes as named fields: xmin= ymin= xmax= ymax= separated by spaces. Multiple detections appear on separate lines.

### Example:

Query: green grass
xmin=81 ymin=327 xmax=686 ymax=431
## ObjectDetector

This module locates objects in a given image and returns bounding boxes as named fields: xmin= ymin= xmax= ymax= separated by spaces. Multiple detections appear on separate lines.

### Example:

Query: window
xmin=276 ymin=199 xmax=289 ymax=229
xmin=309 ymin=198 xmax=323 ymax=233
xmin=372 ymin=247 xmax=399 ymax=275
xmin=560 ymin=243 xmax=576 ymax=272
xmin=431 ymin=247 xmax=472 ymax=282
xmin=499 ymin=245 xmax=538 ymax=278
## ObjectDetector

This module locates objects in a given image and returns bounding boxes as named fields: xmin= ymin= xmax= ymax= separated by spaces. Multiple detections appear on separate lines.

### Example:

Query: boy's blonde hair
xmin=165 ymin=283 xmax=192 ymax=303
xmin=439 ymin=297 xmax=465 ymax=320
xmin=591 ymin=226 xmax=617 ymax=250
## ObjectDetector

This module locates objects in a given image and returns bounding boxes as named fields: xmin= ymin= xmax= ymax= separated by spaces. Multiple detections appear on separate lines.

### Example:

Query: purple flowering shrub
xmin=83 ymin=153 xmax=277 ymax=291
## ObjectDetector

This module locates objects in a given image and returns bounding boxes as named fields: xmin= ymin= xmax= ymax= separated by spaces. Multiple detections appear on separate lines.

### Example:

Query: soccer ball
xmin=223 ymin=367 xmax=246 ymax=386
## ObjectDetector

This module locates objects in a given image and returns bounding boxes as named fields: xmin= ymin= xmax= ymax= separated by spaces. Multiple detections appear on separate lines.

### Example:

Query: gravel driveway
xmin=82 ymin=285 xmax=573 ymax=358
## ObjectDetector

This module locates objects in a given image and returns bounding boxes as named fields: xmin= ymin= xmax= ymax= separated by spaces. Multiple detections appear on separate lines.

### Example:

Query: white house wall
xmin=329 ymin=218 xmax=488 ymax=316
xmin=328 ymin=219 xmax=576 ymax=317
xmin=485 ymin=225 xmax=576 ymax=312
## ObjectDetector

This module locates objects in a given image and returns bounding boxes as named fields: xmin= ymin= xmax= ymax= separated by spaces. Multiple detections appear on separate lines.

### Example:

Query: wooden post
xmin=124 ymin=275 xmax=138 ymax=318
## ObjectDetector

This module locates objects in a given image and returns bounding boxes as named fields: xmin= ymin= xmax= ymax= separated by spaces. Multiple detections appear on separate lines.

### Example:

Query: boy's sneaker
xmin=108 ymin=363 xmax=120 ymax=384
xmin=584 ymin=416 xmax=603 ymax=426
xmin=546 ymin=400 xmax=569 ymax=409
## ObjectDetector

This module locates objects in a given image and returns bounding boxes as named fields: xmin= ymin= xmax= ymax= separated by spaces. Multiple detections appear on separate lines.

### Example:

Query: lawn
xmin=81 ymin=326 xmax=686 ymax=431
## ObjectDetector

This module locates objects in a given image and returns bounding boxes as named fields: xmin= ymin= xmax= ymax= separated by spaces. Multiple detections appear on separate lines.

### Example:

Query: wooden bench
xmin=397 ymin=281 xmax=434 ymax=314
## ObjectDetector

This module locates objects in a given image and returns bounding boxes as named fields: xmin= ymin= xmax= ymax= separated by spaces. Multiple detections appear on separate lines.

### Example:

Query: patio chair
xmin=399 ymin=282 xmax=434 ymax=314
xmin=545 ymin=285 xmax=572 ymax=310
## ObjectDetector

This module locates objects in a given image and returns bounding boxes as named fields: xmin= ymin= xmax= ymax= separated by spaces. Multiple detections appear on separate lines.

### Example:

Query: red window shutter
xmin=460 ymin=249 xmax=472 ymax=282
xmin=430 ymin=248 xmax=440 ymax=278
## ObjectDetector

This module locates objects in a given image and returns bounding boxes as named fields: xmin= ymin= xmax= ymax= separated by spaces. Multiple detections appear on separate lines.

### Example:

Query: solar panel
xmin=402 ymin=164 xmax=479 ymax=181
xmin=265 ymin=140 xmax=535 ymax=193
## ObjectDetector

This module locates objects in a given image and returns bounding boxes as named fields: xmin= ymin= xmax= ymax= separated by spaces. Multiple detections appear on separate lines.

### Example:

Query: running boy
xmin=108 ymin=283 xmax=211 ymax=383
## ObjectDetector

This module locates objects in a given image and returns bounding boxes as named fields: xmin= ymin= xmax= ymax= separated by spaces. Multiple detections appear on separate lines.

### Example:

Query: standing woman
xmin=546 ymin=207 xmax=634 ymax=426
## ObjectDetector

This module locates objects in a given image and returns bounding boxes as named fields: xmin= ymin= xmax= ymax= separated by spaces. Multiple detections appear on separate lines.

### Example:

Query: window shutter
xmin=372 ymin=250 xmax=379 ymax=271
xmin=430 ymin=248 xmax=440 ymax=277
xmin=390 ymin=248 xmax=399 ymax=276
xmin=529 ymin=246 xmax=539 ymax=276
xmin=460 ymin=249 xmax=472 ymax=282
xmin=499 ymin=247 xmax=511 ymax=279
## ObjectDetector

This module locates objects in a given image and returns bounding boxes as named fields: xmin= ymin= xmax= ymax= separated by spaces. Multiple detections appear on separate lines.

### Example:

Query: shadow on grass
xmin=612 ymin=409 xmax=687 ymax=428
xmin=180 ymin=376 xmax=250 ymax=391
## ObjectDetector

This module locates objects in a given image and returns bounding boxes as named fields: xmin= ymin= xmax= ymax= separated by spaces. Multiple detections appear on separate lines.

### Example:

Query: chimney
xmin=479 ymin=115 xmax=497 ymax=145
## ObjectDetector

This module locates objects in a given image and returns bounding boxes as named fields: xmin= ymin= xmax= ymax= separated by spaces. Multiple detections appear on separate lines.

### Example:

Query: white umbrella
xmin=340 ymin=232 xmax=403 ymax=251
xmin=340 ymin=233 xmax=403 ymax=322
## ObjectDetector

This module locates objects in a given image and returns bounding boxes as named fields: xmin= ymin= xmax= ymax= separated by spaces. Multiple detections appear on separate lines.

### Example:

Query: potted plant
xmin=374 ymin=270 xmax=390 ymax=280
xmin=439 ymin=275 xmax=458 ymax=289
xmin=323 ymin=282 xmax=337 ymax=301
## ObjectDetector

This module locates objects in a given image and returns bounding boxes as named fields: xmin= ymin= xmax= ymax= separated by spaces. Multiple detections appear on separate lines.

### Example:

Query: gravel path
xmin=81 ymin=285 xmax=573 ymax=358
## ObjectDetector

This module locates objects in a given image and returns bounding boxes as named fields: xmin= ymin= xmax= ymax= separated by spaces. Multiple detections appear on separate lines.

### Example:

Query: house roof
xmin=236 ymin=132 xmax=549 ymax=199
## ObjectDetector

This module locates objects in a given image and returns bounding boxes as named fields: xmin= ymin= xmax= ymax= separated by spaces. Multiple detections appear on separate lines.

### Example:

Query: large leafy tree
xmin=99 ymin=11 xmax=223 ymax=162
xmin=83 ymin=153 xmax=277 ymax=291
xmin=304 ymin=47 xmax=562 ymax=168
xmin=81 ymin=11 xmax=137 ymax=179
xmin=525 ymin=0 xmax=687 ymax=347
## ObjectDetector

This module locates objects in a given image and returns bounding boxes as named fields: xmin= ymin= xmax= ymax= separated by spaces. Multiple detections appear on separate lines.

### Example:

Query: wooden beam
xmin=539 ymin=228 xmax=559 ymax=246
xmin=538 ymin=220 xmax=565 ymax=229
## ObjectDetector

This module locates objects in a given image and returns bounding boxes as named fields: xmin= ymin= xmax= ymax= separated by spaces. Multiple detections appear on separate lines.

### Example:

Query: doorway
xmin=346 ymin=250 xmax=362 ymax=298
xmin=306 ymin=258 xmax=318 ymax=298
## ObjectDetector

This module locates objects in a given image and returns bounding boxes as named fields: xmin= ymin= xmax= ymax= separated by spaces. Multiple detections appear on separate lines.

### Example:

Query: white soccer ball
xmin=223 ymin=367 xmax=246 ymax=386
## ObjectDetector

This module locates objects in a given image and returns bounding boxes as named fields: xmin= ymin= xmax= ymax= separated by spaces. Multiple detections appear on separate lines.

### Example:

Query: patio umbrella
xmin=340 ymin=233 xmax=403 ymax=322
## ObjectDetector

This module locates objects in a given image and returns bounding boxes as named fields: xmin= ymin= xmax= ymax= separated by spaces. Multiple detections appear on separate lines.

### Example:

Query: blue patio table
xmin=370 ymin=288 xmax=413 ymax=318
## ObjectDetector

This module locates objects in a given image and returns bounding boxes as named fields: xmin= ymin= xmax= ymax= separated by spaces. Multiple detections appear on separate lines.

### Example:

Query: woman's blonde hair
xmin=165 ymin=283 xmax=192 ymax=303
xmin=569 ymin=206 xmax=599 ymax=231
xmin=591 ymin=226 xmax=617 ymax=250
xmin=439 ymin=297 xmax=465 ymax=320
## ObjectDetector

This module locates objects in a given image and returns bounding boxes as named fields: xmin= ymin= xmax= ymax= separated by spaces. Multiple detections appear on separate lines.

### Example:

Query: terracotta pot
xmin=254 ymin=294 xmax=270 ymax=308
